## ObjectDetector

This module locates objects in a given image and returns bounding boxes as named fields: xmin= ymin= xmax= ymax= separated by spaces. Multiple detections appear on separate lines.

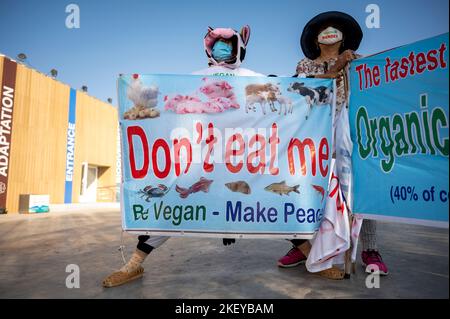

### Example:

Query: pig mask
xmin=204 ymin=25 xmax=251 ymax=69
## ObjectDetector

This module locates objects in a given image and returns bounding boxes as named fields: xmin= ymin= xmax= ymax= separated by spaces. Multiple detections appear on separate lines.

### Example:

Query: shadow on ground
xmin=0 ymin=209 xmax=448 ymax=298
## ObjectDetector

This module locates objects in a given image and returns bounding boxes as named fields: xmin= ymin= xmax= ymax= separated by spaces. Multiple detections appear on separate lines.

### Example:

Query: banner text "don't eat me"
xmin=126 ymin=122 xmax=330 ymax=179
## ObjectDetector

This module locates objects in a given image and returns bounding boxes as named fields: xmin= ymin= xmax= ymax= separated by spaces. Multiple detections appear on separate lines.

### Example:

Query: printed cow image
xmin=244 ymin=83 xmax=281 ymax=114
xmin=287 ymin=82 xmax=332 ymax=119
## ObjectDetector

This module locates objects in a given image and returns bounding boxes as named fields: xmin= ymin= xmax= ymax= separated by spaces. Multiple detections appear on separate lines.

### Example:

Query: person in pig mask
xmin=103 ymin=25 xmax=264 ymax=288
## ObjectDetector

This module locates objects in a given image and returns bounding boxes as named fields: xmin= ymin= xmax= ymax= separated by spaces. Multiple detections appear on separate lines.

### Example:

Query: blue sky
xmin=0 ymin=0 xmax=448 ymax=104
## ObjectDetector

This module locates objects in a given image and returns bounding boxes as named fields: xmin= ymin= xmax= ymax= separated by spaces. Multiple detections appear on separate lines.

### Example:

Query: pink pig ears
xmin=240 ymin=25 xmax=250 ymax=46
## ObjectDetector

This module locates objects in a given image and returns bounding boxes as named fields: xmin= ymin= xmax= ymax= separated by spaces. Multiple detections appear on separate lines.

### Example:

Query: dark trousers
xmin=136 ymin=235 xmax=154 ymax=254
xmin=290 ymin=239 xmax=307 ymax=247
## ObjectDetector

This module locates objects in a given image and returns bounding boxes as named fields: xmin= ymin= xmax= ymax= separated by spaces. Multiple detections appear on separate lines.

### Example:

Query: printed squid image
xmin=311 ymin=184 xmax=325 ymax=202
xmin=175 ymin=177 xmax=214 ymax=198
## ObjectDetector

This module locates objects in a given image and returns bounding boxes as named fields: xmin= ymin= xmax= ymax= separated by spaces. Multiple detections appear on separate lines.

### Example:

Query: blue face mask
xmin=212 ymin=40 xmax=233 ymax=62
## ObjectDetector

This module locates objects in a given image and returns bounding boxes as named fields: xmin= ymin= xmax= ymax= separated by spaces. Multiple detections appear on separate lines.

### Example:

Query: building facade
xmin=0 ymin=55 xmax=119 ymax=213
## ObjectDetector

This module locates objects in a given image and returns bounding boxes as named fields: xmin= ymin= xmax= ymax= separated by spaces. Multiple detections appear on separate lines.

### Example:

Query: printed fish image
xmin=138 ymin=184 xmax=169 ymax=202
xmin=175 ymin=177 xmax=214 ymax=199
xmin=312 ymin=184 xmax=325 ymax=202
xmin=225 ymin=181 xmax=251 ymax=195
xmin=264 ymin=181 xmax=300 ymax=196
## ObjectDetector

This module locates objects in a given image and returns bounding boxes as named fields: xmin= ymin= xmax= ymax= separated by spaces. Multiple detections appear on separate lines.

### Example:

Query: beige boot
xmin=316 ymin=266 xmax=345 ymax=280
xmin=297 ymin=241 xmax=345 ymax=280
xmin=102 ymin=249 xmax=148 ymax=288
xmin=297 ymin=241 xmax=312 ymax=256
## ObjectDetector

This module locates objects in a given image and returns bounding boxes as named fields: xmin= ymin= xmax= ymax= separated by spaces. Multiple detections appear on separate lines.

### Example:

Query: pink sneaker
xmin=277 ymin=247 xmax=307 ymax=268
xmin=362 ymin=250 xmax=389 ymax=275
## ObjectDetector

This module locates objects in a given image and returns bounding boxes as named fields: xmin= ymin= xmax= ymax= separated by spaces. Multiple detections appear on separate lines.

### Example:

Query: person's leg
xmin=119 ymin=235 xmax=169 ymax=271
xmin=360 ymin=220 xmax=388 ymax=275
xmin=102 ymin=236 xmax=170 ymax=287
xmin=277 ymin=239 xmax=308 ymax=268
xmin=360 ymin=219 xmax=377 ymax=251
xmin=139 ymin=235 xmax=170 ymax=250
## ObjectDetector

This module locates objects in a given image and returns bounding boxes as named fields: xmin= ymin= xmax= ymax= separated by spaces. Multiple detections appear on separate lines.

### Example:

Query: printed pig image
xmin=163 ymin=78 xmax=240 ymax=114
xmin=199 ymin=78 xmax=240 ymax=109
xmin=164 ymin=95 xmax=234 ymax=114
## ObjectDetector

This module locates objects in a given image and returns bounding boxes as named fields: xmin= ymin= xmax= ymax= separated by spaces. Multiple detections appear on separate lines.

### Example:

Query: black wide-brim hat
xmin=301 ymin=11 xmax=363 ymax=59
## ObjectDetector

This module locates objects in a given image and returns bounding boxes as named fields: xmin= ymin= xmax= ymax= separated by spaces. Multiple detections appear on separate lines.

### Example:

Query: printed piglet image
xmin=124 ymin=74 xmax=160 ymax=120
xmin=199 ymin=77 xmax=240 ymax=109
xmin=164 ymin=95 xmax=206 ymax=114
xmin=164 ymin=78 xmax=239 ymax=114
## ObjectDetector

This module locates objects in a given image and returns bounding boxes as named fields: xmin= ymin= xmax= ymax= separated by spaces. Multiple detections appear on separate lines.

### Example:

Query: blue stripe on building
xmin=64 ymin=88 xmax=77 ymax=203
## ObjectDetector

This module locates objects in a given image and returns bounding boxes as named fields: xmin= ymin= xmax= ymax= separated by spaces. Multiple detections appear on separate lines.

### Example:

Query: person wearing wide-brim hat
xmin=300 ymin=11 xmax=363 ymax=64
xmin=277 ymin=11 xmax=389 ymax=278
xmin=296 ymin=11 xmax=363 ymax=114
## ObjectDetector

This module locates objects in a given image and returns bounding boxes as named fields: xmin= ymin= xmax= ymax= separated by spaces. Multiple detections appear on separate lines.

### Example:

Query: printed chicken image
xmin=124 ymin=105 xmax=160 ymax=120
xmin=124 ymin=74 xmax=160 ymax=120
xmin=175 ymin=177 xmax=214 ymax=198
xmin=264 ymin=181 xmax=300 ymax=196
xmin=225 ymin=181 xmax=251 ymax=195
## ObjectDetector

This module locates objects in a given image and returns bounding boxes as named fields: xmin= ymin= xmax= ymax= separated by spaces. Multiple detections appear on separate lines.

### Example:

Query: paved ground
xmin=0 ymin=204 xmax=448 ymax=299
